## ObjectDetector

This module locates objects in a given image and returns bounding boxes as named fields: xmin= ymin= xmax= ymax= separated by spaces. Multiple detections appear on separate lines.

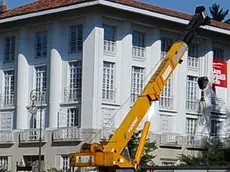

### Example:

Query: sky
xmin=5 ymin=0 xmax=230 ymax=19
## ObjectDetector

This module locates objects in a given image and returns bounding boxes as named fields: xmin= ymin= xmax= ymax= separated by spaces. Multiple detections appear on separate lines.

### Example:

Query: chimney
xmin=0 ymin=0 xmax=7 ymax=13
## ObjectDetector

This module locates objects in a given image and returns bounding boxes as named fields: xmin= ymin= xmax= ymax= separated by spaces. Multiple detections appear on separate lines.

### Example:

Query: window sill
xmin=0 ymin=106 xmax=15 ymax=111
xmin=132 ymin=56 xmax=145 ymax=62
xmin=159 ymin=108 xmax=177 ymax=114
xmin=103 ymin=51 xmax=116 ymax=57
xmin=60 ymin=100 xmax=81 ymax=106
xmin=102 ymin=101 xmax=120 ymax=107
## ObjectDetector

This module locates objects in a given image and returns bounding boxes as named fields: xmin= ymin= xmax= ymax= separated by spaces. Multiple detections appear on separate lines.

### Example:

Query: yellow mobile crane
xmin=70 ymin=6 xmax=210 ymax=172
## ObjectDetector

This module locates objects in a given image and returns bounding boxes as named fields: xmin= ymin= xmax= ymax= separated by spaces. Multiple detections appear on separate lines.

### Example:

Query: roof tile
xmin=0 ymin=0 xmax=93 ymax=19
xmin=0 ymin=0 xmax=230 ymax=31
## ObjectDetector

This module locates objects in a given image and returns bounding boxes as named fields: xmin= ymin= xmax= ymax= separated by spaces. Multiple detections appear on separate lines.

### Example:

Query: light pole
xmin=29 ymin=88 xmax=43 ymax=172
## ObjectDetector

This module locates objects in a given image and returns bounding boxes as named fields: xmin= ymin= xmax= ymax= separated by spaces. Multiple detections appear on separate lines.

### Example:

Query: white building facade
xmin=0 ymin=0 xmax=229 ymax=171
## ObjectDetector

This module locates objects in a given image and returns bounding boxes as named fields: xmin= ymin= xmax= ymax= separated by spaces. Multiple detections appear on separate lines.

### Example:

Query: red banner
xmin=212 ymin=59 xmax=227 ymax=88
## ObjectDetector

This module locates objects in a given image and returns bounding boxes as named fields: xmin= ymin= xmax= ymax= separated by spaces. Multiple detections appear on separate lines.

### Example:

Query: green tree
xmin=179 ymin=137 xmax=230 ymax=166
xmin=100 ymin=130 xmax=158 ymax=166
xmin=46 ymin=167 xmax=62 ymax=172
xmin=209 ymin=3 xmax=230 ymax=23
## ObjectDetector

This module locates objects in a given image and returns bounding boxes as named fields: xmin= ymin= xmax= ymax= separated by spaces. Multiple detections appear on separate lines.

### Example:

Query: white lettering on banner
xmin=212 ymin=68 xmax=226 ymax=85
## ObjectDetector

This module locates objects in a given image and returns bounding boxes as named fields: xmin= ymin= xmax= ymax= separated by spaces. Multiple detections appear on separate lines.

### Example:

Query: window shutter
xmin=58 ymin=109 xmax=67 ymax=128
xmin=36 ymin=109 xmax=45 ymax=129
xmin=1 ymin=112 xmax=13 ymax=130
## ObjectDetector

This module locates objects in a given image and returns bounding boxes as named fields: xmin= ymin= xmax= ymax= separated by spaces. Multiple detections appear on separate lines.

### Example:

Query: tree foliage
xmin=100 ymin=130 xmax=158 ymax=166
xmin=46 ymin=168 xmax=62 ymax=172
xmin=209 ymin=3 xmax=230 ymax=23
xmin=179 ymin=137 xmax=230 ymax=166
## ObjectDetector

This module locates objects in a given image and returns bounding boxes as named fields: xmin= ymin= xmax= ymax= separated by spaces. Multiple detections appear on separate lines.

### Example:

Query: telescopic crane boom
xmin=70 ymin=6 xmax=210 ymax=172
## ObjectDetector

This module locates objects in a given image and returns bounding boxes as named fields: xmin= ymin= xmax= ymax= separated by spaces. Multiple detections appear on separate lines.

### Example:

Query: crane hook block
xmin=197 ymin=76 xmax=209 ymax=90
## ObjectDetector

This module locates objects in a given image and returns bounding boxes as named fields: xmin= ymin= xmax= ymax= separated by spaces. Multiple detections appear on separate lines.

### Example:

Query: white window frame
xmin=160 ymin=37 xmax=174 ymax=109
xmin=60 ymin=155 xmax=69 ymax=172
xmin=34 ymin=65 xmax=47 ymax=104
xmin=132 ymin=30 xmax=146 ymax=59
xmin=161 ymin=37 xmax=173 ymax=58
xmin=186 ymin=118 xmax=197 ymax=135
xmin=102 ymin=61 xmax=116 ymax=102
xmin=103 ymin=24 xmax=116 ymax=54
xmin=3 ymin=70 xmax=15 ymax=107
xmin=3 ymin=36 xmax=15 ymax=63
xmin=35 ymin=31 xmax=48 ymax=58
xmin=68 ymin=24 xmax=83 ymax=54
xmin=0 ymin=156 xmax=8 ymax=170
xmin=160 ymin=77 xmax=173 ymax=109
xmin=65 ymin=61 xmax=82 ymax=102
xmin=188 ymin=43 xmax=199 ymax=68
xmin=67 ymin=107 xmax=81 ymax=128
xmin=130 ymin=66 xmax=145 ymax=104
xmin=186 ymin=76 xmax=198 ymax=111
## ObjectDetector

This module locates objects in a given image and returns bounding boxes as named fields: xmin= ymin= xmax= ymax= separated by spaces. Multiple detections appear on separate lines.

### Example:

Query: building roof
xmin=0 ymin=0 xmax=230 ymax=31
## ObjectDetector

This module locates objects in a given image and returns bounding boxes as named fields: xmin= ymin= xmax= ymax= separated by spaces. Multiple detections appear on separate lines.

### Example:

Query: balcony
xmin=0 ymin=130 xmax=13 ymax=143
xmin=104 ymin=40 xmax=116 ymax=55
xmin=64 ymin=86 xmax=81 ymax=103
xmin=187 ymin=135 xmax=208 ymax=149
xmin=159 ymin=133 xmax=183 ymax=148
xmin=20 ymin=129 xmax=46 ymax=143
xmin=132 ymin=46 xmax=145 ymax=59
xmin=0 ymin=94 xmax=15 ymax=108
xmin=53 ymin=127 xmax=82 ymax=142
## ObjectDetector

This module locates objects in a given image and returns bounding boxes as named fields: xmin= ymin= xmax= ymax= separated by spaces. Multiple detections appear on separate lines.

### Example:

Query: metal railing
xmin=0 ymin=94 xmax=15 ymax=108
xmin=53 ymin=127 xmax=82 ymax=141
xmin=104 ymin=40 xmax=116 ymax=54
xmin=64 ymin=86 xmax=81 ymax=103
xmin=30 ymin=91 xmax=47 ymax=105
xmin=186 ymin=100 xmax=198 ymax=111
xmin=102 ymin=89 xmax=116 ymax=102
xmin=186 ymin=135 xmax=208 ymax=148
xmin=160 ymin=133 xmax=183 ymax=146
xmin=20 ymin=128 xmax=45 ymax=142
xmin=159 ymin=97 xmax=173 ymax=109
xmin=132 ymin=46 xmax=146 ymax=59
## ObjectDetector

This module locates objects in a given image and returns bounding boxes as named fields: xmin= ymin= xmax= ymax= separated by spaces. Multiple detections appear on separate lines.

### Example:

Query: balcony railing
xmin=100 ymin=128 xmax=115 ymax=139
xmin=20 ymin=128 xmax=45 ymax=142
xmin=104 ymin=40 xmax=116 ymax=54
xmin=102 ymin=89 xmax=116 ymax=103
xmin=0 ymin=94 xmax=15 ymax=108
xmin=132 ymin=46 xmax=145 ymax=59
xmin=30 ymin=91 xmax=47 ymax=105
xmin=0 ymin=130 xmax=13 ymax=143
xmin=64 ymin=86 xmax=81 ymax=103
xmin=159 ymin=133 xmax=182 ymax=147
xmin=187 ymin=135 xmax=208 ymax=148
xmin=53 ymin=127 xmax=82 ymax=141
xmin=159 ymin=97 xmax=173 ymax=109
xmin=186 ymin=100 xmax=198 ymax=111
